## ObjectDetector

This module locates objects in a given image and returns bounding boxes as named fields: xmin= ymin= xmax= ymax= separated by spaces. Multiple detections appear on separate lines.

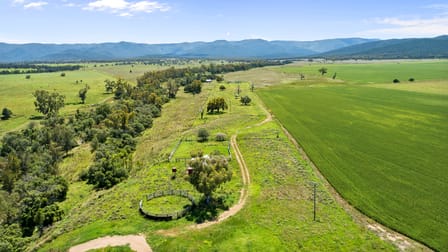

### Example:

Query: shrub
xmin=60 ymin=72 xmax=66 ymax=77
xmin=197 ymin=128 xmax=209 ymax=142
xmin=215 ymin=133 xmax=227 ymax=141
xmin=409 ymin=78 xmax=415 ymax=82
xmin=219 ymin=85 xmax=226 ymax=91
xmin=1 ymin=107 xmax=12 ymax=120
xmin=240 ymin=96 xmax=252 ymax=105
xmin=393 ymin=79 xmax=400 ymax=83
xmin=25 ymin=75 xmax=31 ymax=79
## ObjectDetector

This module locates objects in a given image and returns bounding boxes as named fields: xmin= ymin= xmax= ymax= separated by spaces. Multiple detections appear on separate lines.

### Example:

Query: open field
xmin=35 ymin=81 xmax=393 ymax=251
xmin=0 ymin=70 xmax=113 ymax=135
xmin=257 ymin=60 xmax=448 ymax=250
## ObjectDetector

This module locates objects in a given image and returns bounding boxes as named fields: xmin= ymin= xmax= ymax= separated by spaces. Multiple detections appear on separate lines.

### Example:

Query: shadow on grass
xmin=29 ymin=115 xmax=44 ymax=120
xmin=185 ymin=196 xmax=229 ymax=224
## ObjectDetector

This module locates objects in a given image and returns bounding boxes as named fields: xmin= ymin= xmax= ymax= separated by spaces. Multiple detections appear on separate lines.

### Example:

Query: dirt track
xmin=68 ymin=235 xmax=152 ymax=252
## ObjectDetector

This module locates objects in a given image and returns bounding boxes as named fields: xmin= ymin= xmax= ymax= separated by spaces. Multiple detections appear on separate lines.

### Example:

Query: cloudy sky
xmin=1 ymin=0 xmax=448 ymax=43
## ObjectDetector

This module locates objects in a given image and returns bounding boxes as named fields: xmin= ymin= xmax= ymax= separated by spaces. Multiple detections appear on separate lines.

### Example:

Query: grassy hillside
xmin=36 ymin=82 xmax=392 ymax=251
xmin=258 ymin=67 xmax=448 ymax=250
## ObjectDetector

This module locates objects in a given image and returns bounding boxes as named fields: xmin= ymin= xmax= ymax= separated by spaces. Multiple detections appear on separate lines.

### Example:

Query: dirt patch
xmin=68 ymin=235 xmax=152 ymax=252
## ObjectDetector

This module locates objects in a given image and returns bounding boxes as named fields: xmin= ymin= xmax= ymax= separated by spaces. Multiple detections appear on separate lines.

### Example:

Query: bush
xmin=409 ymin=78 xmax=415 ymax=82
xmin=25 ymin=75 xmax=31 ymax=79
xmin=60 ymin=72 xmax=66 ymax=77
xmin=240 ymin=95 xmax=252 ymax=105
xmin=393 ymin=79 xmax=400 ymax=83
xmin=219 ymin=85 xmax=226 ymax=91
xmin=197 ymin=128 xmax=209 ymax=142
xmin=215 ymin=133 xmax=227 ymax=141
xmin=1 ymin=107 xmax=12 ymax=120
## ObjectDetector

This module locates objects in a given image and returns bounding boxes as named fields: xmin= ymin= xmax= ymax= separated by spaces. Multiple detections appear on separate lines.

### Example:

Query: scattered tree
xmin=332 ymin=72 xmax=337 ymax=79
xmin=167 ymin=79 xmax=179 ymax=98
xmin=240 ymin=95 xmax=251 ymax=105
xmin=219 ymin=85 xmax=226 ymax=91
xmin=215 ymin=133 xmax=227 ymax=142
xmin=2 ymin=107 xmax=12 ymax=120
xmin=33 ymin=90 xmax=65 ymax=117
xmin=60 ymin=73 xmax=65 ymax=77
xmin=393 ymin=79 xmax=400 ymax=83
xmin=78 ymin=85 xmax=89 ymax=104
xmin=409 ymin=78 xmax=415 ymax=82
xmin=207 ymin=97 xmax=228 ymax=113
xmin=25 ymin=75 xmax=31 ymax=79
xmin=104 ymin=79 xmax=115 ymax=93
xmin=216 ymin=75 xmax=224 ymax=82
xmin=197 ymin=128 xmax=209 ymax=142
xmin=185 ymin=154 xmax=232 ymax=202
xmin=318 ymin=67 xmax=328 ymax=75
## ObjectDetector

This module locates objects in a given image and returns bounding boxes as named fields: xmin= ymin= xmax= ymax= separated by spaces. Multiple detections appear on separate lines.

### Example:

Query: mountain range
xmin=0 ymin=36 xmax=446 ymax=62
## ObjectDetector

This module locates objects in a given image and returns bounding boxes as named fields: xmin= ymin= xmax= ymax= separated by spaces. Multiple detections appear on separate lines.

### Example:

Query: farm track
xmin=68 ymin=108 xmax=259 ymax=251
xmin=278 ymin=123 xmax=432 ymax=252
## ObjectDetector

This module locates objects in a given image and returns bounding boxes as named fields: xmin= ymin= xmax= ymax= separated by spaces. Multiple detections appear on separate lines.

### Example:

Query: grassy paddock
xmin=258 ymin=84 xmax=448 ymax=250
xmin=0 ymin=70 xmax=113 ymax=135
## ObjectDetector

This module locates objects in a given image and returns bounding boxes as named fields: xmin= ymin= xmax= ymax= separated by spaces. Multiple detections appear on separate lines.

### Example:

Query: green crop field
xmin=258 ymin=61 xmax=448 ymax=250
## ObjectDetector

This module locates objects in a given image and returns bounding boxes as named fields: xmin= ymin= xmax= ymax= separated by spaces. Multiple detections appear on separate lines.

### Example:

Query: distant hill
xmin=0 ymin=38 xmax=374 ymax=62
xmin=318 ymin=35 xmax=448 ymax=59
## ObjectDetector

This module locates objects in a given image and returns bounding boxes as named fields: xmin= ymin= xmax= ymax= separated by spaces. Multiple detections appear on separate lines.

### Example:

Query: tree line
xmin=0 ymin=64 xmax=81 ymax=75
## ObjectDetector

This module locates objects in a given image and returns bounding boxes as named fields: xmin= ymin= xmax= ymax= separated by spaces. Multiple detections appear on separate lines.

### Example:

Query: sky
xmin=1 ymin=0 xmax=448 ymax=44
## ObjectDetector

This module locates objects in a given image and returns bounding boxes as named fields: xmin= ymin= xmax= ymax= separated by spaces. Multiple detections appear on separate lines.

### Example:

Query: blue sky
xmin=1 ymin=0 xmax=448 ymax=43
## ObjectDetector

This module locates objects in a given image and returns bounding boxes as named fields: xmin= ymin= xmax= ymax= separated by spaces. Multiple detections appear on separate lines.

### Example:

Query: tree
xmin=104 ymin=79 xmax=115 ymax=93
xmin=166 ymin=79 xmax=179 ymax=98
xmin=393 ymin=79 xmax=400 ymax=83
xmin=185 ymin=154 xmax=232 ymax=202
xmin=318 ymin=67 xmax=328 ymax=75
xmin=240 ymin=95 xmax=251 ymax=105
xmin=78 ymin=85 xmax=89 ymax=104
xmin=219 ymin=85 xmax=226 ymax=91
xmin=206 ymin=97 xmax=228 ymax=113
xmin=33 ymin=90 xmax=65 ymax=117
xmin=197 ymin=128 xmax=209 ymax=142
xmin=1 ymin=108 xmax=12 ymax=120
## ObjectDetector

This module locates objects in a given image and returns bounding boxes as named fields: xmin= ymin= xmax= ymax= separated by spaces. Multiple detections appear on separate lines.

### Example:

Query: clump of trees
xmin=185 ymin=153 xmax=232 ymax=203
xmin=207 ymin=97 xmax=228 ymax=113
xmin=0 ymin=64 xmax=81 ymax=75
xmin=33 ymin=90 xmax=65 ymax=118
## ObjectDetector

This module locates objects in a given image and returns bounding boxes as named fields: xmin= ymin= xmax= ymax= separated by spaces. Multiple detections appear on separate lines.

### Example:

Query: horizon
xmin=1 ymin=0 xmax=448 ymax=44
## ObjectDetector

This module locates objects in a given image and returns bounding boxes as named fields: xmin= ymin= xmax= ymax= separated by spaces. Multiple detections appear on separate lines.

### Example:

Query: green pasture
xmin=0 ymin=70 xmax=113 ymax=135
xmin=277 ymin=60 xmax=448 ymax=84
xmin=38 ymin=82 xmax=391 ymax=251
xmin=258 ymin=84 xmax=448 ymax=250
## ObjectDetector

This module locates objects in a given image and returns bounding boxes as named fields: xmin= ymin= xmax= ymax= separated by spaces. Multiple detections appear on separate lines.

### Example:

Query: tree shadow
xmin=185 ymin=196 xmax=228 ymax=224
xmin=29 ymin=115 xmax=44 ymax=120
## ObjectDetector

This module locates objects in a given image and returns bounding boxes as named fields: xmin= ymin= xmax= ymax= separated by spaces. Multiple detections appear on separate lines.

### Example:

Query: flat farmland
xmin=258 ymin=83 xmax=448 ymax=250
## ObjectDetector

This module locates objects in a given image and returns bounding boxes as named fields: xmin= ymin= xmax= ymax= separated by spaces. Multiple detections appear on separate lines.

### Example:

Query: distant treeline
xmin=0 ymin=64 xmax=82 ymax=75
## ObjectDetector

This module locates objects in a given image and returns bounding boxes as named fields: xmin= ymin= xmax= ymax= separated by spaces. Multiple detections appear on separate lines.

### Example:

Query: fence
xmin=139 ymin=190 xmax=196 ymax=221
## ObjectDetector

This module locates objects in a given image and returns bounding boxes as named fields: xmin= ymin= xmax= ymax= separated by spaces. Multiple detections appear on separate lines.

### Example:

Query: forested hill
xmin=318 ymin=35 xmax=448 ymax=59
xmin=0 ymin=38 xmax=374 ymax=62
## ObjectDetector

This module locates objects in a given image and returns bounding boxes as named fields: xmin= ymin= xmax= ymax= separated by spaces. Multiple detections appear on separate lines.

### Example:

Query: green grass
xmin=277 ymin=60 xmax=448 ymax=84
xmin=37 ymin=81 xmax=392 ymax=251
xmin=0 ymin=70 xmax=114 ymax=135
xmin=87 ymin=245 xmax=134 ymax=252
xmin=152 ymin=122 xmax=393 ymax=251
xmin=258 ymin=84 xmax=448 ymax=250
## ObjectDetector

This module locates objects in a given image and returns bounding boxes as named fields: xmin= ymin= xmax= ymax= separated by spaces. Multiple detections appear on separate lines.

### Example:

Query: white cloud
xmin=24 ymin=1 xmax=48 ymax=9
xmin=360 ymin=16 xmax=448 ymax=38
xmin=84 ymin=0 xmax=169 ymax=16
